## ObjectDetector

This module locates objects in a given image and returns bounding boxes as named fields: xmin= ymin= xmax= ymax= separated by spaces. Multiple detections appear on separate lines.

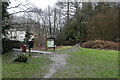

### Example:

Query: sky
xmin=7 ymin=0 xmax=119 ymax=16
xmin=8 ymin=0 xmax=58 ymax=15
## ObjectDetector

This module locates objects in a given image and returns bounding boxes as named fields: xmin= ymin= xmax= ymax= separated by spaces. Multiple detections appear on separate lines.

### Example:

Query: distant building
xmin=7 ymin=29 xmax=26 ymax=41
xmin=7 ymin=29 xmax=34 ymax=41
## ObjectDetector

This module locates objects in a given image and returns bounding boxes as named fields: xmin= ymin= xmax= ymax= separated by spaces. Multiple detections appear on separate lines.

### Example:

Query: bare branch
xmin=9 ymin=10 xmax=34 ymax=15
xmin=7 ymin=3 xmax=30 ymax=9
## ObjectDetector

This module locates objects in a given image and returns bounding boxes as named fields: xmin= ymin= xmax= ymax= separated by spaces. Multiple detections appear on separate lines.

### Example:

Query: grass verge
xmin=35 ymin=46 xmax=73 ymax=52
xmin=51 ymin=46 xmax=73 ymax=54
xmin=2 ymin=55 xmax=52 ymax=78
xmin=0 ymin=55 xmax=2 ymax=79
xmin=52 ymin=48 xmax=118 ymax=78
xmin=55 ymin=46 xmax=73 ymax=51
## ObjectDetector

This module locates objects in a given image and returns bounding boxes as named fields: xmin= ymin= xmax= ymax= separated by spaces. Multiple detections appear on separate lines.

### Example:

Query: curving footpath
xmin=43 ymin=43 xmax=80 ymax=78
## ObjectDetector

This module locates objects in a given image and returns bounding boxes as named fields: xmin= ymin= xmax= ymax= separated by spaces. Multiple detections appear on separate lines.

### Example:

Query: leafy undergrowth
xmin=52 ymin=48 xmax=118 ymax=78
xmin=2 ymin=56 xmax=52 ymax=78
xmin=15 ymin=55 xmax=28 ymax=62
xmin=81 ymin=40 xmax=119 ymax=51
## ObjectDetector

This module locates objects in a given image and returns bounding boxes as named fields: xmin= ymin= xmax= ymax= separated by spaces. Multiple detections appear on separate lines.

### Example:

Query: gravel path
xmin=13 ymin=48 xmax=53 ymax=54
xmin=62 ymin=43 xmax=80 ymax=53
xmin=43 ymin=54 xmax=69 ymax=78
xmin=43 ymin=43 xmax=80 ymax=78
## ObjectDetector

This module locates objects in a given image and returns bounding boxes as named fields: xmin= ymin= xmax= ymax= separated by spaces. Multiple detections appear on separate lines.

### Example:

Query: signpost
xmin=46 ymin=38 xmax=55 ymax=50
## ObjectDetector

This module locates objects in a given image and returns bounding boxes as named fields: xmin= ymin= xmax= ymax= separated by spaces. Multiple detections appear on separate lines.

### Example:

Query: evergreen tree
xmin=2 ymin=2 xmax=11 ymax=37
xmin=25 ymin=28 xmax=31 ymax=44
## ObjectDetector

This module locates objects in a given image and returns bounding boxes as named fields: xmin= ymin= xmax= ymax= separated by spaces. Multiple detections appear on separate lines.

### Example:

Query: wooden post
xmin=29 ymin=47 xmax=31 ymax=56
xmin=29 ymin=41 xmax=31 ymax=56
xmin=46 ymin=38 xmax=47 ymax=51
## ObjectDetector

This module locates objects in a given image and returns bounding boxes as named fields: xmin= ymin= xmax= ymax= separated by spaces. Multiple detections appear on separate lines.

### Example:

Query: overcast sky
xmin=8 ymin=0 xmax=58 ymax=15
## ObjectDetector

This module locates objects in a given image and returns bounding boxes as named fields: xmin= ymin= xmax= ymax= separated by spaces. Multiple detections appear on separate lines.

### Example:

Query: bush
xmin=81 ymin=40 xmax=119 ymax=50
xmin=15 ymin=55 xmax=28 ymax=62
xmin=81 ymin=41 xmax=95 ymax=48
xmin=2 ymin=38 xmax=13 ymax=54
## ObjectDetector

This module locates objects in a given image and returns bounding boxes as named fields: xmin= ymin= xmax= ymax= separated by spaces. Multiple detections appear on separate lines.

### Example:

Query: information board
xmin=47 ymin=39 xmax=54 ymax=48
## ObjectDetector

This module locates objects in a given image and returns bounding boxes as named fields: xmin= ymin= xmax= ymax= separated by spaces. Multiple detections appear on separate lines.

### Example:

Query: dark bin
xmin=29 ymin=41 xmax=33 ymax=48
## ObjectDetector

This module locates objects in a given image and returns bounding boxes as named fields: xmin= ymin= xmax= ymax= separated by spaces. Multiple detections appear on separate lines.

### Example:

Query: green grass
xmin=2 ymin=55 xmax=52 ymax=78
xmin=0 ymin=55 xmax=2 ymax=79
xmin=55 ymin=46 xmax=72 ymax=51
xmin=52 ymin=48 xmax=118 ymax=78
xmin=45 ymin=46 xmax=73 ymax=52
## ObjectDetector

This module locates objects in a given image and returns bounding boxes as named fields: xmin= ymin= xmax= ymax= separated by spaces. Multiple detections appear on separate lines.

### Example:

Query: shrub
xmin=81 ymin=41 xmax=95 ymax=48
xmin=92 ymin=44 xmax=103 ymax=49
xmin=2 ymin=39 xmax=13 ymax=54
xmin=81 ymin=40 xmax=119 ymax=50
xmin=15 ymin=55 xmax=28 ymax=62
